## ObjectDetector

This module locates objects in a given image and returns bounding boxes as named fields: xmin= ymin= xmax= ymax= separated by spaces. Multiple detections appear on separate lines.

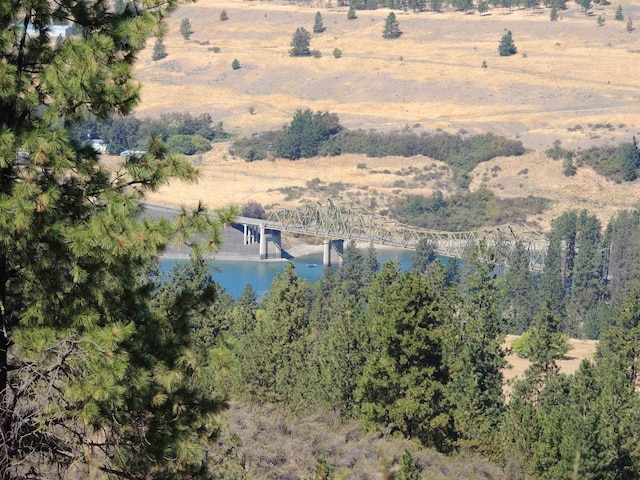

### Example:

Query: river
xmin=162 ymin=248 xmax=416 ymax=298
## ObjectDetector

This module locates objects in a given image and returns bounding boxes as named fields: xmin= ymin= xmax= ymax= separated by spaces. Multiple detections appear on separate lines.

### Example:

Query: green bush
xmin=166 ymin=134 xmax=212 ymax=155
xmin=511 ymin=330 xmax=571 ymax=359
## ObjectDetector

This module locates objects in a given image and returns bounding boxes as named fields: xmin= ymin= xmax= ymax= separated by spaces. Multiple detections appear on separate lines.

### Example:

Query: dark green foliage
xmin=314 ymin=11 xmax=326 ymax=33
xmin=0 ymin=0 xmax=233 ymax=473
xmin=165 ymin=133 xmax=212 ymax=155
xmin=411 ymin=238 xmax=438 ymax=273
xmin=615 ymin=4 xmax=624 ymax=20
xmin=231 ymin=58 xmax=241 ymax=69
xmin=290 ymin=27 xmax=312 ymax=57
xmin=71 ymin=112 xmax=227 ymax=155
xmin=220 ymin=9 xmax=229 ymax=21
xmin=603 ymin=209 xmax=640 ymax=305
xmin=237 ymin=263 xmax=310 ymax=404
xmin=446 ymin=244 xmax=506 ymax=457
xmin=326 ymin=130 xmax=525 ymax=180
xmin=382 ymin=12 xmax=402 ymax=39
xmin=231 ymin=111 xmax=525 ymax=171
xmin=275 ymin=109 xmax=343 ymax=160
xmin=478 ymin=0 xmax=489 ymax=13
xmin=180 ymin=17 xmax=193 ymax=40
xmin=576 ymin=0 xmax=592 ymax=13
xmin=152 ymin=39 xmax=168 ymax=60
xmin=504 ymin=291 xmax=640 ymax=479
xmin=550 ymin=6 xmax=559 ymax=20
xmin=348 ymin=5 xmax=358 ymax=18
xmin=390 ymin=189 xmax=550 ymax=231
xmin=333 ymin=47 xmax=342 ymax=58
xmin=546 ymin=139 xmax=573 ymax=161
xmin=498 ymin=30 xmax=517 ymax=56
xmin=502 ymin=240 xmax=538 ymax=333
xmin=356 ymin=263 xmax=455 ymax=452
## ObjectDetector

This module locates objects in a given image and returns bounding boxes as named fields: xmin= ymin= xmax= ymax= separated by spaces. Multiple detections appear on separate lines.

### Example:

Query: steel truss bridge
xmin=246 ymin=198 xmax=548 ymax=270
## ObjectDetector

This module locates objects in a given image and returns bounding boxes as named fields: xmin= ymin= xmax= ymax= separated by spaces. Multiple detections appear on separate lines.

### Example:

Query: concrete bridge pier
xmin=323 ymin=239 xmax=344 ymax=267
xmin=243 ymin=224 xmax=258 ymax=245
xmin=259 ymin=224 xmax=282 ymax=260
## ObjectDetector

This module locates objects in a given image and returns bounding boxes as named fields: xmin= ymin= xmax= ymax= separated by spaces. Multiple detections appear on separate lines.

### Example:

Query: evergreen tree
xmin=0 ymin=0 xmax=232 ymax=475
xmin=627 ymin=17 xmax=634 ymax=31
xmin=180 ymin=17 xmax=193 ymax=40
xmin=290 ymin=27 xmax=312 ymax=57
xmin=313 ymin=11 xmax=326 ymax=33
xmin=498 ymin=30 xmax=517 ymax=56
xmin=382 ymin=12 xmax=402 ymax=39
xmin=231 ymin=58 xmax=241 ymax=70
xmin=237 ymin=263 xmax=310 ymax=404
xmin=430 ymin=0 xmax=444 ymax=10
xmin=411 ymin=238 xmax=438 ymax=273
xmin=348 ymin=5 xmax=358 ymax=18
xmin=356 ymin=263 xmax=455 ymax=452
xmin=478 ymin=0 xmax=490 ymax=13
xmin=550 ymin=5 xmax=559 ymax=20
xmin=447 ymin=243 xmax=506 ymax=457
xmin=220 ymin=9 xmax=229 ymax=21
xmin=502 ymin=240 xmax=537 ymax=333
xmin=152 ymin=39 xmax=168 ymax=61
xmin=615 ymin=4 xmax=624 ymax=20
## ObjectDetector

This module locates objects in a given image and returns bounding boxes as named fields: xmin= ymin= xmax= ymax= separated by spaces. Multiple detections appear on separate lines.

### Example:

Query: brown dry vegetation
xmin=130 ymin=0 xmax=640 ymax=230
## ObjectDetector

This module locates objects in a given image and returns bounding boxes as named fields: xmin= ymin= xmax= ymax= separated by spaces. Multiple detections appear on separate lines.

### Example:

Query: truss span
xmin=264 ymin=198 xmax=548 ymax=270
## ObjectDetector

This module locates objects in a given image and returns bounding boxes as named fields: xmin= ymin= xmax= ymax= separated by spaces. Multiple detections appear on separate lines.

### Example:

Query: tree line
xmin=230 ymin=109 xmax=525 ymax=187
xmin=200 ymin=211 xmax=640 ymax=477
xmin=71 ymin=112 xmax=228 ymax=155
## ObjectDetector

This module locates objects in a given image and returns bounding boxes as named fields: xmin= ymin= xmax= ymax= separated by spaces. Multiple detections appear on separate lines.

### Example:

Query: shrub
xmin=232 ymin=59 xmax=241 ymax=70
xmin=333 ymin=47 xmax=342 ymax=59
xmin=166 ymin=134 xmax=212 ymax=155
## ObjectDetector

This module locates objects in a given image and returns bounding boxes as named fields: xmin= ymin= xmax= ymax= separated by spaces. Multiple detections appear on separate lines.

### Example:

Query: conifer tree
xmin=290 ymin=27 xmax=312 ymax=57
xmin=0 ymin=0 xmax=232 ymax=476
xmin=447 ymin=243 xmax=506 ymax=457
xmin=152 ymin=39 xmax=168 ymax=60
xmin=498 ymin=30 xmax=517 ymax=56
xmin=356 ymin=263 xmax=455 ymax=452
xmin=180 ymin=17 xmax=193 ymax=40
xmin=382 ymin=12 xmax=402 ymax=39
xmin=348 ymin=5 xmax=358 ymax=18
xmin=313 ymin=11 xmax=326 ymax=33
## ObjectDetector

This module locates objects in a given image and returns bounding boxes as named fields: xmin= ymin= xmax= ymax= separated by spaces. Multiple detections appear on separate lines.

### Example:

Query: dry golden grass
xmin=129 ymin=0 xmax=640 ymax=228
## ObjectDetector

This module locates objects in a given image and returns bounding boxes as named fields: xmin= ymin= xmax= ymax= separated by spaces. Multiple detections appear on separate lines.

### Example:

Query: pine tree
xmin=237 ymin=263 xmax=310 ymax=404
xmin=627 ymin=17 xmax=634 ymax=31
xmin=314 ymin=11 xmax=326 ymax=33
xmin=382 ymin=12 xmax=402 ymax=39
xmin=356 ymin=263 xmax=455 ymax=452
xmin=348 ymin=5 xmax=358 ymax=18
xmin=411 ymin=238 xmax=438 ymax=273
xmin=220 ymin=9 xmax=229 ymax=21
xmin=447 ymin=243 xmax=506 ymax=457
xmin=550 ymin=6 xmax=559 ymax=20
xmin=152 ymin=39 xmax=168 ymax=60
xmin=231 ymin=58 xmax=241 ymax=69
xmin=502 ymin=240 xmax=537 ymax=333
xmin=290 ymin=27 xmax=312 ymax=57
xmin=0 ymin=0 xmax=232 ymax=475
xmin=498 ymin=30 xmax=517 ymax=56
xmin=615 ymin=4 xmax=624 ymax=20
xmin=180 ymin=17 xmax=193 ymax=40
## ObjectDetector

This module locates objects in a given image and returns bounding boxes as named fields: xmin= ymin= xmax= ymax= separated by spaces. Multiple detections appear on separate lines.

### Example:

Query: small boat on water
xmin=306 ymin=263 xmax=318 ymax=268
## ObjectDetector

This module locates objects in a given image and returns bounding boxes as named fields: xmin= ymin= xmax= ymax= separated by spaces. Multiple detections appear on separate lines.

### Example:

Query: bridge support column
xmin=323 ymin=239 xmax=344 ymax=267
xmin=259 ymin=224 xmax=267 ymax=260
xmin=259 ymin=225 xmax=282 ymax=260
